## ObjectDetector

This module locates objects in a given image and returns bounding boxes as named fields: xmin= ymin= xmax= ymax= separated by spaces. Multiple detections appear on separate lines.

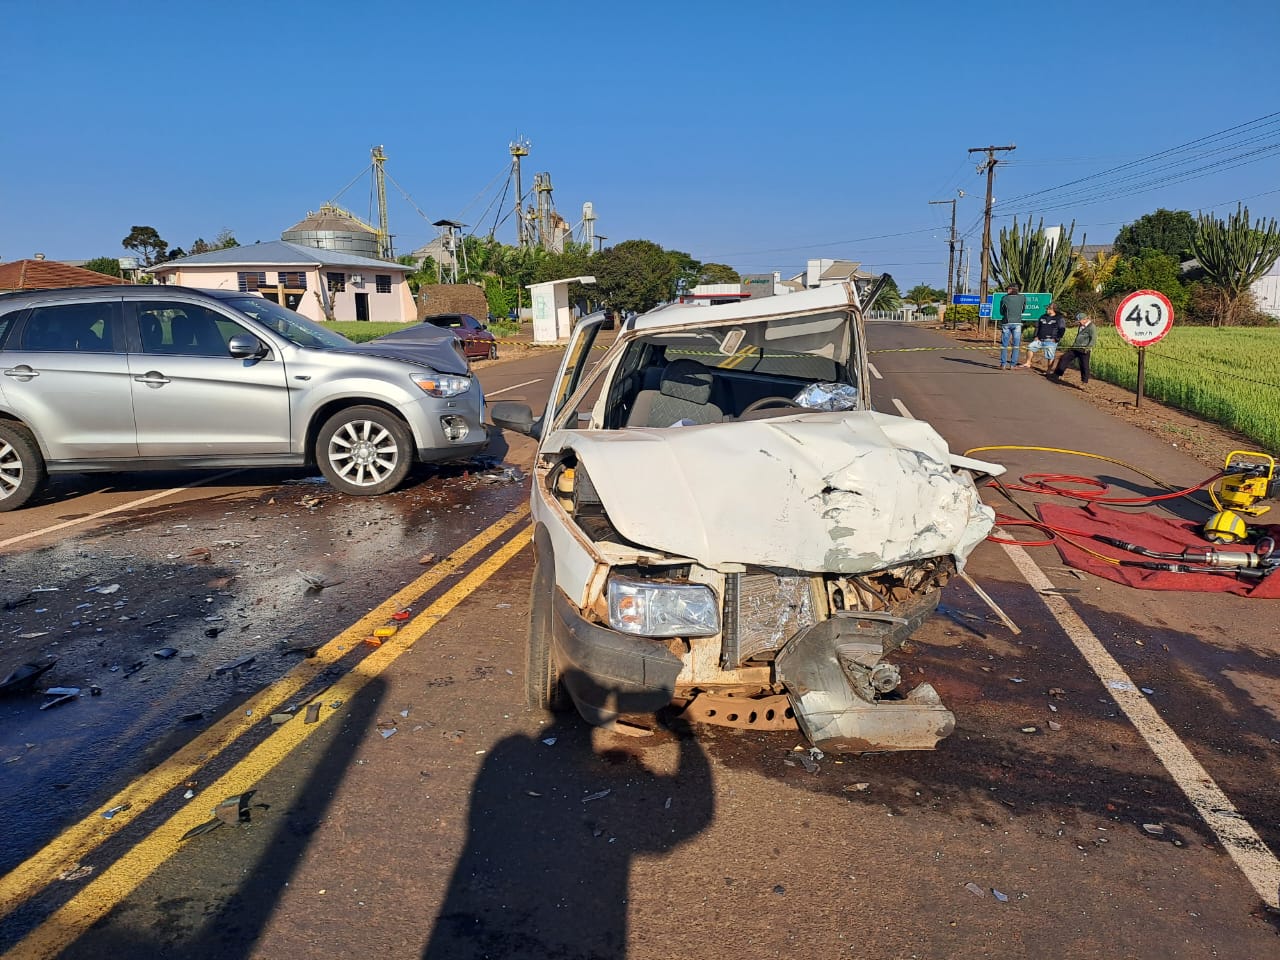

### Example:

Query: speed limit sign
xmin=1114 ymin=289 xmax=1174 ymax=346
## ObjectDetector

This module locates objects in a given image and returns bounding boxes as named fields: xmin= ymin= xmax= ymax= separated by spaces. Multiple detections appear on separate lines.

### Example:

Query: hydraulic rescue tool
xmin=1204 ymin=451 xmax=1276 ymax=543
xmin=1094 ymin=535 xmax=1278 ymax=579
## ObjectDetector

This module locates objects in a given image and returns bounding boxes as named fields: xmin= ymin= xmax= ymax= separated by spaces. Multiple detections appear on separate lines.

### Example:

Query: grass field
xmin=1056 ymin=325 xmax=1280 ymax=454
xmin=321 ymin=318 xmax=522 ymax=344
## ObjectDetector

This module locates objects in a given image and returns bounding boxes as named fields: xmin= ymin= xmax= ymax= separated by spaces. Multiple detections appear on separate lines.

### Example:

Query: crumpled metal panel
xmin=554 ymin=411 xmax=998 ymax=574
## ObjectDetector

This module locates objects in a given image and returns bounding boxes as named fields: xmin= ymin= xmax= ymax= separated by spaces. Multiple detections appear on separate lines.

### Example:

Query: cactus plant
xmin=991 ymin=217 xmax=1078 ymax=299
xmin=1190 ymin=204 xmax=1280 ymax=326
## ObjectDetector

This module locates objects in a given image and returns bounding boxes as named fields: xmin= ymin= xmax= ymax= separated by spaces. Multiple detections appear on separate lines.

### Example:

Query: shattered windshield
xmin=557 ymin=308 xmax=860 ymax=431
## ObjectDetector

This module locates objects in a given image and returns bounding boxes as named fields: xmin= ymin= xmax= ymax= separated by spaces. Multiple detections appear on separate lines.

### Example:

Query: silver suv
xmin=0 ymin=285 xmax=487 ymax=510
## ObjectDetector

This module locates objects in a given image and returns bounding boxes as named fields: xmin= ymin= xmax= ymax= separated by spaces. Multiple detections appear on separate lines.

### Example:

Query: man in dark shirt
xmin=1021 ymin=302 xmax=1067 ymax=371
xmin=998 ymin=284 xmax=1027 ymax=369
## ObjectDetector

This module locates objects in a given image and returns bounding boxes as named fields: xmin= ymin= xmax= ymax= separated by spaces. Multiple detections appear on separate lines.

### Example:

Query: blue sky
xmin=3 ymin=0 xmax=1278 ymax=289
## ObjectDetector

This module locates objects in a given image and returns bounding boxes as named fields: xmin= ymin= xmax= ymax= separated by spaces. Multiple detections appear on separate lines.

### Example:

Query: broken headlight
xmin=607 ymin=577 xmax=720 ymax=638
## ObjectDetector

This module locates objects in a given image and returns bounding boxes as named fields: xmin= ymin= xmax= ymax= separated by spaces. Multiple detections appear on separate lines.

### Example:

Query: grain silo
xmin=282 ymin=203 xmax=380 ymax=259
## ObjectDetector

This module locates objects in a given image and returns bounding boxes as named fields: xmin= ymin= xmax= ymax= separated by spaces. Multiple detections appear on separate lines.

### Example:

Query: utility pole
xmin=967 ymin=144 xmax=1015 ymax=333
xmin=955 ymin=238 xmax=966 ymax=296
xmin=928 ymin=195 xmax=961 ymax=303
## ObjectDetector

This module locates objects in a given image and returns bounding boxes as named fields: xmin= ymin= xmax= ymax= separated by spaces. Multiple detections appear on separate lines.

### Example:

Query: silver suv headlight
xmin=412 ymin=373 xmax=471 ymax=398
xmin=607 ymin=576 xmax=720 ymax=638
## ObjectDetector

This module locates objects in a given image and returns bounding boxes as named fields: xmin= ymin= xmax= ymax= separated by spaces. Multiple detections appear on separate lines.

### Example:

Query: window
xmin=237 ymin=271 xmax=267 ymax=292
xmin=278 ymin=271 xmax=307 ymax=289
xmin=20 ymin=302 xmax=119 ymax=353
xmin=375 ymin=274 xmax=392 ymax=293
xmin=136 ymin=302 xmax=238 ymax=357
xmin=327 ymin=272 xmax=346 ymax=293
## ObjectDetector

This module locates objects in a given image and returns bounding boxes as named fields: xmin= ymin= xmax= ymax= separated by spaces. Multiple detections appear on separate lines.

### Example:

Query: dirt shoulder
xmin=931 ymin=324 xmax=1262 ymax=471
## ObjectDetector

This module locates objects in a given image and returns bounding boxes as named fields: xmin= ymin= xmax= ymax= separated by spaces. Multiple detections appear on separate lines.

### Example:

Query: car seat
xmin=625 ymin=358 xmax=723 ymax=427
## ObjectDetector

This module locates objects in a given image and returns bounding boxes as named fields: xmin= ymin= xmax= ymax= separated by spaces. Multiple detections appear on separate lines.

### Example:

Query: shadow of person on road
xmin=423 ymin=671 xmax=714 ymax=960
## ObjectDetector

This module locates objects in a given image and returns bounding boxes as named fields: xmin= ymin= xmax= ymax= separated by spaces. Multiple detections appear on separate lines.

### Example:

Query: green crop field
xmin=321 ymin=321 xmax=404 ymax=343
xmin=1057 ymin=325 xmax=1280 ymax=454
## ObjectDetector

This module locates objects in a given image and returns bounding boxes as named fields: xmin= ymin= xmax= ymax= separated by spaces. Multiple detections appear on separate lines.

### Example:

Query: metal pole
xmin=1136 ymin=347 xmax=1146 ymax=409
xmin=928 ymin=198 xmax=957 ymax=303
xmin=967 ymin=145 xmax=1015 ymax=335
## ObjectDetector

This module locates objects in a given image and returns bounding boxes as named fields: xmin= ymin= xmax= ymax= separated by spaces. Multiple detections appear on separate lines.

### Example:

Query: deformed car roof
xmin=627 ymin=282 xmax=861 ymax=334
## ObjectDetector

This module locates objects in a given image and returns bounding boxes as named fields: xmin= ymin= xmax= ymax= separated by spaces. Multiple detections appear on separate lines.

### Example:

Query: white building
xmin=148 ymin=240 xmax=416 ymax=324
xmin=1253 ymin=256 xmax=1280 ymax=318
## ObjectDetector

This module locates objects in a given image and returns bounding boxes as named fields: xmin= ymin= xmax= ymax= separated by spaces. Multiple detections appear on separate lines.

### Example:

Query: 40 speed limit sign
xmin=1114 ymin=289 xmax=1174 ymax=346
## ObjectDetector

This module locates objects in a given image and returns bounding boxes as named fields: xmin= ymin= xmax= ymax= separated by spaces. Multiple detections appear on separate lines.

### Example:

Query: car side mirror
xmin=490 ymin=401 xmax=541 ymax=438
xmin=228 ymin=334 xmax=267 ymax=359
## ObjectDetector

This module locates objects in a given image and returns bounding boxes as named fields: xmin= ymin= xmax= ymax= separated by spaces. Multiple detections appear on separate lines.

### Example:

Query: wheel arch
xmin=303 ymin=397 xmax=410 ymax=466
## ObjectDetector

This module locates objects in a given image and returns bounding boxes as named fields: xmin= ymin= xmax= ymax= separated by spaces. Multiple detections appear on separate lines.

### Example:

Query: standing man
xmin=1021 ymin=302 xmax=1067 ymax=371
xmin=1049 ymin=312 xmax=1097 ymax=385
xmin=998 ymin=284 xmax=1027 ymax=369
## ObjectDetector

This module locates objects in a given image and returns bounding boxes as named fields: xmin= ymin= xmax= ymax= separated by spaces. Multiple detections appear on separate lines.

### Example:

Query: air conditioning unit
xmin=350 ymin=274 xmax=364 ymax=286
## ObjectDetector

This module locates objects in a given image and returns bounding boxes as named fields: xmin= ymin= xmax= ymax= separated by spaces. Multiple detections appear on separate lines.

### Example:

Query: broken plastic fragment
xmin=1142 ymin=823 xmax=1165 ymax=836
xmin=581 ymin=789 xmax=611 ymax=803
xmin=58 ymin=865 xmax=94 ymax=882
xmin=992 ymin=889 xmax=1009 ymax=903
xmin=270 ymin=713 xmax=292 ymax=725
xmin=87 ymin=584 xmax=120 ymax=595
xmin=542 ymin=737 xmax=557 ymax=746
xmin=101 ymin=803 xmax=131 ymax=820
xmin=214 ymin=654 xmax=256 ymax=676
xmin=1107 ymin=680 xmax=1135 ymax=692
xmin=964 ymin=882 xmax=985 ymax=897
xmin=380 ymin=728 xmax=397 ymax=740
xmin=304 ymin=703 xmax=322 ymax=724
xmin=154 ymin=648 xmax=178 ymax=660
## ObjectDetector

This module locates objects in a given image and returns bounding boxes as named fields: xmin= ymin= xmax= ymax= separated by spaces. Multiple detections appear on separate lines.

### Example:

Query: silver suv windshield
xmin=226 ymin=296 xmax=354 ymax=350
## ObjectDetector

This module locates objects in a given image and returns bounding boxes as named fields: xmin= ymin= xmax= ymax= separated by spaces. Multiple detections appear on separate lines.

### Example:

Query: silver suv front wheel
xmin=315 ymin=406 xmax=414 ymax=496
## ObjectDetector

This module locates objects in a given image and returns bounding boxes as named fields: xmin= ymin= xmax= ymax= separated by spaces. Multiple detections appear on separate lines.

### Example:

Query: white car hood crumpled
xmin=554 ymin=411 xmax=996 ymax=573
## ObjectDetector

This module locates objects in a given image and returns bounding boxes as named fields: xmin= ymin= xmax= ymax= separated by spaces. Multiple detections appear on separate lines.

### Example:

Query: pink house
xmin=147 ymin=240 xmax=416 ymax=324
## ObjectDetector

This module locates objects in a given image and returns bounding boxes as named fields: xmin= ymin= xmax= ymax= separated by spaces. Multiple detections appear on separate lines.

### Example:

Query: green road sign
xmin=991 ymin=292 xmax=1053 ymax=323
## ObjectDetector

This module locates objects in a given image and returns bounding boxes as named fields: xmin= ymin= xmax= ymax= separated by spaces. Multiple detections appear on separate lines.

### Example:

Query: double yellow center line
xmin=1 ymin=504 xmax=532 ymax=958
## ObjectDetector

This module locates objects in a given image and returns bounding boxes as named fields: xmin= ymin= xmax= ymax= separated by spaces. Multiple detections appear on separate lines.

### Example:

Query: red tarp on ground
xmin=1035 ymin=503 xmax=1280 ymax=598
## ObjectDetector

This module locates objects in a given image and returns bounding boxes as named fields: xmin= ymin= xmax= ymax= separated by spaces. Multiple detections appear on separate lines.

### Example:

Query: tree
xmin=990 ymin=217 xmax=1078 ymax=299
xmin=82 ymin=256 xmax=122 ymax=278
xmin=594 ymin=240 xmax=678 ymax=314
xmin=904 ymin=284 xmax=946 ymax=313
xmin=1190 ymin=204 xmax=1280 ymax=326
xmin=699 ymin=262 xmax=740 ymax=284
xmin=190 ymin=238 xmax=212 ymax=255
xmin=1113 ymin=209 xmax=1196 ymax=262
xmin=1104 ymin=250 xmax=1189 ymax=313
xmin=122 ymin=225 xmax=168 ymax=266
xmin=1071 ymin=249 xmax=1120 ymax=294
xmin=664 ymin=249 xmax=702 ymax=295
xmin=866 ymin=275 xmax=901 ymax=312
xmin=213 ymin=228 xmax=238 ymax=249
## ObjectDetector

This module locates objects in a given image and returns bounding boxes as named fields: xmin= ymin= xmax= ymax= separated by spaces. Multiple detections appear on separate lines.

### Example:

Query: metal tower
xmin=533 ymin=172 xmax=554 ymax=250
xmin=582 ymin=201 xmax=596 ymax=249
xmin=510 ymin=138 xmax=530 ymax=247
xmin=371 ymin=145 xmax=392 ymax=259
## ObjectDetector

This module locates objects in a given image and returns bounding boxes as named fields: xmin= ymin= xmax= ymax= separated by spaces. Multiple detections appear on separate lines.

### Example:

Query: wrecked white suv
xmin=492 ymin=283 xmax=1001 ymax=753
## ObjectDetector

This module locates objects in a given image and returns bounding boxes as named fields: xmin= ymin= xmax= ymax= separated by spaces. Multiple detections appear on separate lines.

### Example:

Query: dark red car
xmin=423 ymin=313 xmax=497 ymax=361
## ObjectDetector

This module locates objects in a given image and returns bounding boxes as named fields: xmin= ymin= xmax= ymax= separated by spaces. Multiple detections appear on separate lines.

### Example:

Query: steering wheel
xmin=740 ymin=396 xmax=805 ymax=415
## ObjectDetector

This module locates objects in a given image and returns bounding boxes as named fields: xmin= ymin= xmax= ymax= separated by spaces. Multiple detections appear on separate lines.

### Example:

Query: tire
xmin=315 ymin=405 xmax=414 ymax=497
xmin=526 ymin=546 xmax=566 ymax=711
xmin=0 ymin=421 xmax=46 ymax=512
xmin=487 ymin=343 xmax=498 ymax=360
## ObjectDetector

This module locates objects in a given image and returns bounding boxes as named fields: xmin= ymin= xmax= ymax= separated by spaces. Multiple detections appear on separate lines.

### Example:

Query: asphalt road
xmin=1 ymin=323 xmax=1277 ymax=959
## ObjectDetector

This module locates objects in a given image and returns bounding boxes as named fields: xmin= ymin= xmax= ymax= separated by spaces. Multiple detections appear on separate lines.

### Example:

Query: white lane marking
xmin=895 ymin=388 xmax=1278 ymax=906
xmin=1000 ymin=540 xmax=1280 ymax=909
xmin=868 ymin=362 xmax=883 ymax=380
xmin=891 ymin=397 xmax=914 ymax=419
xmin=0 ymin=470 xmax=243 ymax=551
xmin=486 ymin=378 xmax=543 ymax=398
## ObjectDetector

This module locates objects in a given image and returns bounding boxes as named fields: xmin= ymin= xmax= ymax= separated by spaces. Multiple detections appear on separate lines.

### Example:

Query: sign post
xmin=1113 ymin=289 xmax=1174 ymax=409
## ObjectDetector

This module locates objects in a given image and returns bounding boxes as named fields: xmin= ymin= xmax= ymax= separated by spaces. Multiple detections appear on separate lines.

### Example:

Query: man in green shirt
xmin=1048 ymin=312 xmax=1097 ymax=384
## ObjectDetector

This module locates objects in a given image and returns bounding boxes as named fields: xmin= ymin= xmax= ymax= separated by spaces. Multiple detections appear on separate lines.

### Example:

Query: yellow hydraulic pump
xmin=1204 ymin=451 xmax=1275 ymax=544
